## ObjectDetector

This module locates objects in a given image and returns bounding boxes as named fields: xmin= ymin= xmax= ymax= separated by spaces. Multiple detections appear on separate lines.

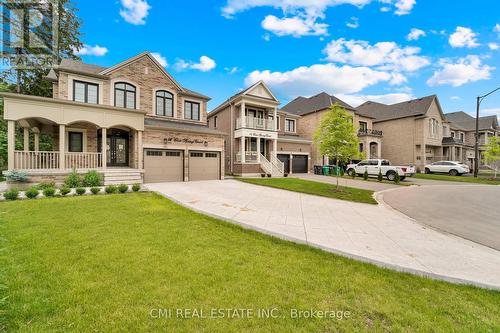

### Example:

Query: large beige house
xmin=281 ymin=92 xmax=382 ymax=166
xmin=2 ymin=52 xmax=225 ymax=184
xmin=207 ymin=81 xmax=312 ymax=176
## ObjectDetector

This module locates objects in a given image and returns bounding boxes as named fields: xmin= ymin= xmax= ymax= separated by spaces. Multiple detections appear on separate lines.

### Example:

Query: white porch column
xmin=240 ymin=101 xmax=246 ymax=128
xmin=23 ymin=128 xmax=29 ymax=151
xmin=240 ymin=136 xmax=246 ymax=163
xmin=7 ymin=121 xmax=15 ymax=170
xmin=137 ymin=130 xmax=143 ymax=169
xmin=33 ymin=128 xmax=40 ymax=152
xmin=59 ymin=124 xmax=66 ymax=169
xmin=273 ymin=139 xmax=277 ymax=159
xmin=257 ymin=138 xmax=261 ymax=163
xmin=289 ymin=154 xmax=293 ymax=175
xmin=273 ymin=107 xmax=278 ymax=131
xmin=101 ymin=128 xmax=107 ymax=170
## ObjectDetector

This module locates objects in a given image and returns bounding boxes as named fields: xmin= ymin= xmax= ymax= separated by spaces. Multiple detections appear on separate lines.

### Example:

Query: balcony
xmin=358 ymin=128 xmax=383 ymax=137
xmin=237 ymin=116 xmax=275 ymax=131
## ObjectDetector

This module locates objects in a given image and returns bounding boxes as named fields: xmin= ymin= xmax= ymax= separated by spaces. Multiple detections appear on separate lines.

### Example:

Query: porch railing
xmin=235 ymin=151 xmax=258 ymax=162
xmin=13 ymin=151 xmax=102 ymax=170
xmin=237 ymin=116 xmax=275 ymax=131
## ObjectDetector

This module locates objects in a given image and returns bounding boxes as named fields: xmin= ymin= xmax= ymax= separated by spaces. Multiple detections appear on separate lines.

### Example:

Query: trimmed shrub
xmin=118 ymin=184 xmax=129 ymax=193
xmin=350 ymin=169 xmax=356 ymax=179
xmin=75 ymin=187 xmax=86 ymax=196
xmin=105 ymin=185 xmax=117 ymax=194
xmin=363 ymin=169 xmax=369 ymax=180
xmin=4 ymin=170 xmax=30 ymax=182
xmin=3 ymin=188 xmax=19 ymax=200
xmin=378 ymin=169 xmax=383 ymax=182
xmin=90 ymin=187 xmax=100 ymax=195
xmin=394 ymin=172 xmax=401 ymax=184
xmin=25 ymin=187 xmax=40 ymax=199
xmin=64 ymin=169 xmax=81 ymax=188
xmin=60 ymin=186 xmax=71 ymax=196
xmin=36 ymin=181 xmax=56 ymax=190
xmin=83 ymin=170 xmax=102 ymax=187
xmin=43 ymin=187 xmax=56 ymax=197
xmin=131 ymin=183 xmax=141 ymax=192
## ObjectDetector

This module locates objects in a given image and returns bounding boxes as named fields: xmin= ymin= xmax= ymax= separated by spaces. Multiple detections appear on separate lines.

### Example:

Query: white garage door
xmin=144 ymin=149 xmax=184 ymax=183
xmin=189 ymin=151 xmax=220 ymax=181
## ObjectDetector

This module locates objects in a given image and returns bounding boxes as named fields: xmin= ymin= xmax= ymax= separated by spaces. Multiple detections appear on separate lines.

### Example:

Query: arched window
xmin=156 ymin=90 xmax=174 ymax=117
xmin=114 ymin=82 xmax=136 ymax=109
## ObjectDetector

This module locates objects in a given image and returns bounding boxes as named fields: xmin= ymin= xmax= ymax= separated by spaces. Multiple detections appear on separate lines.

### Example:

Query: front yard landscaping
xmin=414 ymin=173 xmax=500 ymax=185
xmin=238 ymin=177 xmax=378 ymax=204
xmin=1 ymin=193 xmax=500 ymax=332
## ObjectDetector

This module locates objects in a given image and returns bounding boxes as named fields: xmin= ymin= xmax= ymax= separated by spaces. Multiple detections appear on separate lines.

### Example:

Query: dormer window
xmin=156 ymin=90 xmax=174 ymax=117
xmin=73 ymin=80 xmax=98 ymax=104
xmin=114 ymin=82 xmax=136 ymax=109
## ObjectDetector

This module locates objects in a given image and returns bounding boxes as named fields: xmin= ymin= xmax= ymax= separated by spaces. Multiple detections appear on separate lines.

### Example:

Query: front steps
xmin=103 ymin=169 xmax=143 ymax=185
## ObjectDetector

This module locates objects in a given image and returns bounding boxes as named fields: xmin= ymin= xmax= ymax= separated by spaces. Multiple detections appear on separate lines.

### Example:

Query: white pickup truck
xmin=346 ymin=159 xmax=416 ymax=181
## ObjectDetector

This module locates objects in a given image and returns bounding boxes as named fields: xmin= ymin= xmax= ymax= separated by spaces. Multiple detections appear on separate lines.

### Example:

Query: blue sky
xmin=75 ymin=0 xmax=500 ymax=118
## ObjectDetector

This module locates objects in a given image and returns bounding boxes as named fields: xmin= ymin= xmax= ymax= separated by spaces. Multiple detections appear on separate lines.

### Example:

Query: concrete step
xmin=103 ymin=169 xmax=143 ymax=185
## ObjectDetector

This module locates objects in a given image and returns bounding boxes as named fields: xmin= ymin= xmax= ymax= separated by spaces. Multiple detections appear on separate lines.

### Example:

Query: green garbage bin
xmin=332 ymin=166 xmax=339 ymax=176
xmin=322 ymin=165 xmax=330 ymax=175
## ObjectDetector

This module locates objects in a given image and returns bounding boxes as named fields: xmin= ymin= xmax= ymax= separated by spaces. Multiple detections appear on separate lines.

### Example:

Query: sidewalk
xmin=146 ymin=179 xmax=500 ymax=289
xmin=292 ymin=173 xmax=401 ymax=191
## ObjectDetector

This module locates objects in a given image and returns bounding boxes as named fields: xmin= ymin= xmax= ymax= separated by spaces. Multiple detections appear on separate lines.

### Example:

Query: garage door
xmin=277 ymin=154 xmax=290 ymax=174
xmin=292 ymin=155 xmax=308 ymax=173
xmin=144 ymin=149 xmax=184 ymax=183
xmin=189 ymin=151 xmax=220 ymax=181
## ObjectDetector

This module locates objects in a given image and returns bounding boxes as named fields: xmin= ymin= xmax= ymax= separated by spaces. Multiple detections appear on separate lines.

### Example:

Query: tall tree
xmin=313 ymin=104 xmax=360 ymax=188
xmin=483 ymin=136 xmax=500 ymax=178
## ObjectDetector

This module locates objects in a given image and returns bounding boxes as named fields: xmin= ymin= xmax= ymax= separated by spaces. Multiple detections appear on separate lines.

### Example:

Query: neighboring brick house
xmin=207 ymin=81 xmax=312 ymax=176
xmin=1 ymin=52 xmax=225 ymax=184
xmin=443 ymin=111 xmax=499 ymax=168
xmin=281 ymin=92 xmax=382 ymax=166
xmin=357 ymin=95 xmax=448 ymax=171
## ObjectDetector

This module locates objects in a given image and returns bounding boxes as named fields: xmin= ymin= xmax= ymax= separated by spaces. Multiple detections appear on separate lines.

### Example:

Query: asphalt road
xmin=382 ymin=184 xmax=500 ymax=251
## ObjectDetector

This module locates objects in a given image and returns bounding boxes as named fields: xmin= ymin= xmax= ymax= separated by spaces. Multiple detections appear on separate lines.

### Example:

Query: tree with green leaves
xmin=313 ymin=104 xmax=360 ymax=188
xmin=483 ymin=136 xmax=500 ymax=178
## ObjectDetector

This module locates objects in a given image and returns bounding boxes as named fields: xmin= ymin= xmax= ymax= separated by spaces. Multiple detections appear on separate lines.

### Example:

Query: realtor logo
xmin=1 ymin=0 xmax=59 ymax=69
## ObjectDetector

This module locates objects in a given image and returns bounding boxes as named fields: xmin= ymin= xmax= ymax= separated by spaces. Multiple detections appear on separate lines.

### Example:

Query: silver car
xmin=424 ymin=161 xmax=470 ymax=176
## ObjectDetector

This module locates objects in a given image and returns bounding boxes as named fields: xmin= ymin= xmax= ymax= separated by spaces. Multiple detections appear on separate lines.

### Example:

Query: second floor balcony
xmin=237 ymin=116 xmax=275 ymax=131
xmin=358 ymin=128 xmax=383 ymax=137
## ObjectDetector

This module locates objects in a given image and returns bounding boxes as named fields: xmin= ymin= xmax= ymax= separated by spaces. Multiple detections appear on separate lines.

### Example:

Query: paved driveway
xmin=293 ymin=173 xmax=400 ymax=191
xmin=381 ymin=185 xmax=500 ymax=251
xmin=146 ymin=180 xmax=500 ymax=289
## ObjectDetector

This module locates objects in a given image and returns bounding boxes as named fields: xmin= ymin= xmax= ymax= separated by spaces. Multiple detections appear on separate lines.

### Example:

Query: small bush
xmin=36 ymin=181 xmax=56 ymax=190
xmin=350 ymin=169 xmax=356 ymax=179
xmin=90 ymin=187 xmax=100 ymax=195
xmin=394 ymin=172 xmax=401 ymax=184
xmin=4 ymin=170 xmax=30 ymax=182
xmin=64 ymin=169 xmax=81 ymax=188
xmin=83 ymin=170 xmax=102 ymax=187
xmin=132 ymin=183 xmax=141 ymax=192
xmin=3 ymin=188 xmax=19 ymax=200
xmin=118 ymin=184 xmax=129 ymax=193
xmin=378 ymin=169 xmax=383 ymax=182
xmin=60 ymin=186 xmax=71 ymax=196
xmin=25 ymin=187 xmax=40 ymax=199
xmin=105 ymin=185 xmax=117 ymax=194
xmin=75 ymin=187 xmax=86 ymax=196
xmin=43 ymin=187 xmax=56 ymax=197
xmin=363 ymin=169 xmax=369 ymax=180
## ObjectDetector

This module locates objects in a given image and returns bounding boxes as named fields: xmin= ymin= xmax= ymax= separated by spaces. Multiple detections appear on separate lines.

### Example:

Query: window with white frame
xmin=73 ymin=80 xmax=98 ymax=104
xmin=429 ymin=118 xmax=439 ymax=138
xmin=285 ymin=119 xmax=295 ymax=132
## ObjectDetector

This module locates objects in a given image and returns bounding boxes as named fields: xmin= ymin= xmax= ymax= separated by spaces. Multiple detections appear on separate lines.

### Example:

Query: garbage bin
xmin=322 ymin=165 xmax=330 ymax=175
xmin=313 ymin=165 xmax=322 ymax=175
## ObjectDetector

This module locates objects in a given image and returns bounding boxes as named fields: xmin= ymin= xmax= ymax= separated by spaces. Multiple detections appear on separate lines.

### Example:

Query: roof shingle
xmin=356 ymin=95 xmax=436 ymax=122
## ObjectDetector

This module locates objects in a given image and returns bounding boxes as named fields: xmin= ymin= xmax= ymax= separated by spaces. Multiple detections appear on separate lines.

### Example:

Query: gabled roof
xmin=445 ymin=111 xmax=499 ymax=131
xmin=357 ymin=95 xmax=438 ymax=122
xmin=58 ymin=58 xmax=107 ymax=74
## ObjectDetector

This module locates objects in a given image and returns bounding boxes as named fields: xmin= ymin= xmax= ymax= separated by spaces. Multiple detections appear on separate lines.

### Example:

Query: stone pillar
xmin=451 ymin=145 xmax=455 ymax=161
xmin=137 ymin=130 xmax=143 ymax=169
xmin=240 ymin=101 xmax=246 ymax=128
xmin=240 ymin=136 xmax=246 ymax=163
xmin=33 ymin=129 xmax=40 ymax=152
xmin=274 ymin=107 xmax=278 ymax=131
xmin=59 ymin=124 xmax=66 ymax=169
xmin=289 ymin=154 xmax=293 ymax=175
xmin=23 ymin=127 xmax=29 ymax=151
xmin=257 ymin=137 xmax=261 ymax=163
xmin=101 ymin=127 xmax=107 ymax=170
xmin=377 ymin=141 xmax=382 ymax=159
xmin=272 ymin=139 xmax=277 ymax=159
xmin=7 ymin=121 xmax=15 ymax=170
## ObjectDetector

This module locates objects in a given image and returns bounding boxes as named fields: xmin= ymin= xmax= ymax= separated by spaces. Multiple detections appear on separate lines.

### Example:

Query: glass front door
xmin=99 ymin=129 xmax=129 ymax=167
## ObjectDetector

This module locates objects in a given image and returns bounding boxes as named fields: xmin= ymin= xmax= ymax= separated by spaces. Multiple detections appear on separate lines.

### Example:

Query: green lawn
xmin=238 ymin=178 xmax=378 ymax=204
xmin=414 ymin=173 xmax=500 ymax=185
xmin=1 ymin=194 xmax=500 ymax=332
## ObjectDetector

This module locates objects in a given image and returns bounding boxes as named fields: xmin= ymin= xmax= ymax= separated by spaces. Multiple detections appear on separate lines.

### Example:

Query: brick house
xmin=2 ymin=52 xmax=225 ymax=184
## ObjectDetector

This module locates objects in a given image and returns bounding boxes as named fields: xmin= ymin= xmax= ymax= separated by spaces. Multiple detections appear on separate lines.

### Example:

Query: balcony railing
xmin=358 ymin=129 xmax=383 ymax=137
xmin=237 ymin=116 xmax=275 ymax=130
xmin=13 ymin=151 xmax=103 ymax=170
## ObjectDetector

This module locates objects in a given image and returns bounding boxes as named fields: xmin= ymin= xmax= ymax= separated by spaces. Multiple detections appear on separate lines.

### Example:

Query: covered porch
xmin=234 ymin=135 xmax=284 ymax=176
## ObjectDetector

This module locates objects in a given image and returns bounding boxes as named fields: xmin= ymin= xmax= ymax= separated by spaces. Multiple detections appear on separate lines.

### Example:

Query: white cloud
xmin=244 ymin=63 xmax=400 ymax=98
xmin=119 ymin=0 xmax=151 ymax=25
xmin=449 ymin=26 xmax=480 ymax=48
xmin=175 ymin=56 xmax=216 ymax=72
xmin=394 ymin=0 xmax=416 ymax=15
xmin=494 ymin=24 xmax=500 ymax=35
xmin=74 ymin=44 xmax=108 ymax=56
xmin=338 ymin=92 xmax=414 ymax=107
xmin=346 ymin=17 xmax=359 ymax=29
xmin=263 ymin=33 xmax=271 ymax=41
xmin=225 ymin=66 xmax=239 ymax=74
xmin=450 ymin=96 xmax=461 ymax=101
xmin=323 ymin=38 xmax=430 ymax=72
xmin=427 ymin=55 xmax=494 ymax=87
xmin=488 ymin=43 xmax=499 ymax=50
xmin=151 ymin=52 xmax=168 ymax=67
xmin=407 ymin=28 xmax=426 ymax=41
xmin=261 ymin=14 xmax=328 ymax=37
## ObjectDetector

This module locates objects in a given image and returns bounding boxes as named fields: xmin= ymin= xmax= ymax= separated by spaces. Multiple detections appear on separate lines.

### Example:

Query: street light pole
xmin=474 ymin=86 xmax=500 ymax=178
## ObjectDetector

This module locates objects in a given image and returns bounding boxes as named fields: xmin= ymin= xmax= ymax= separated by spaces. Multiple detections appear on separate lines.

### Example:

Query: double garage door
xmin=277 ymin=154 xmax=308 ymax=174
xmin=144 ymin=149 xmax=220 ymax=183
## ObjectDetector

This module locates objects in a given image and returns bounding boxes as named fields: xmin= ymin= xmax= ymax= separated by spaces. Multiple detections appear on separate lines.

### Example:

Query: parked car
xmin=346 ymin=159 xmax=416 ymax=181
xmin=424 ymin=161 xmax=470 ymax=176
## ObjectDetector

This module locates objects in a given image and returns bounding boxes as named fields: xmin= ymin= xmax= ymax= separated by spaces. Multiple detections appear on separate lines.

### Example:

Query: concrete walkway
xmin=293 ymin=173 xmax=401 ymax=191
xmin=146 ymin=180 xmax=500 ymax=290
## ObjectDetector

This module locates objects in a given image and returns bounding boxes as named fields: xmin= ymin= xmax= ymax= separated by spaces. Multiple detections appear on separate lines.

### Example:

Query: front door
xmin=98 ymin=129 xmax=129 ymax=167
